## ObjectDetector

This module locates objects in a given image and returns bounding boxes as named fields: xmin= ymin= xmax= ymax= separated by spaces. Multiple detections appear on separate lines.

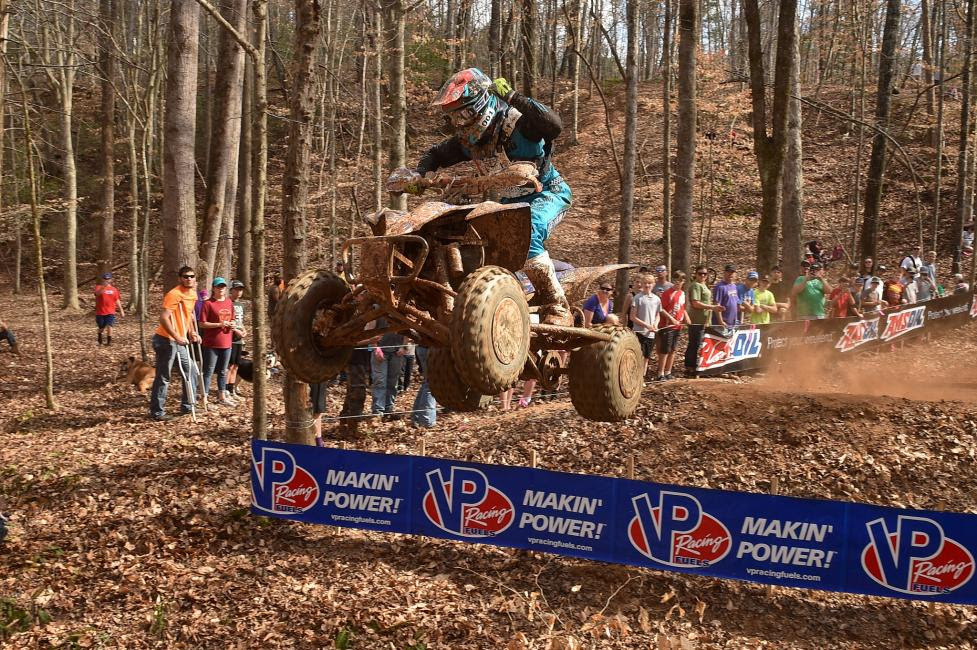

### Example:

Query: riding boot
xmin=522 ymin=251 xmax=571 ymax=326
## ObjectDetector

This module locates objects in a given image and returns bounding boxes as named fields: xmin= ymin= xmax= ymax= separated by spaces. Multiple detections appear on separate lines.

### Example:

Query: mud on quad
xmin=272 ymin=163 xmax=643 ymax=422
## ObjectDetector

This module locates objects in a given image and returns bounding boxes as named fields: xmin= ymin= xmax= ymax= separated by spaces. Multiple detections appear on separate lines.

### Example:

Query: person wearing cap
xmin=94 ymin=272 xmax=125 ymax=345
xmin=684 ymin=265 xmax=723 ymax=374
xmin=652 ymin=265 xmax=673 ymax=297
xmin=226 ymin=280 xmax=248 ymax=397
xmin=860 ymin=276 xmax=885 ymax=315
xmin=198 ymin=277 xmax=238 ymax=406
xmin=900 ymin=246 xmax=923 ymax=275
xmin=736 ymin=271 xmax=759 ymax=318
xmin=901 ymin=267 xmax=919 ymax=304
xmin=791 ymin=262 xmax=832 ymax=320
xmin=750 ymin=274 xmax=778 ymax=324
xmin=712 ymin=264 xmax=741 ymax=327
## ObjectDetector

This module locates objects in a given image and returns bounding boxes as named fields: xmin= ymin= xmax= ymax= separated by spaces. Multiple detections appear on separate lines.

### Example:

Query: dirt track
xmin=2 ymin=291 xmax=977 ymax=648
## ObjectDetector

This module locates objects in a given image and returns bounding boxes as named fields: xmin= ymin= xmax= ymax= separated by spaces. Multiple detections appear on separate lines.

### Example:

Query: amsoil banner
xmin=695 ymin=292 xmax=977 ymax=376
xmin=252 ymin=440 xmax=977 ymax=605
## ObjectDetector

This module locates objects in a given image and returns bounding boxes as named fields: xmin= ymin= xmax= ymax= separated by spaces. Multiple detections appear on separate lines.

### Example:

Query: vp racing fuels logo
xmin=697 ymin=329 xmax=762 ymax=371
xmin=881 ymin=305 xmax=926 ymax=341
xmin=861 ymin=515 xmax=974 ymax=595
xmin=628 ymin=491 xmax=731 ymax=568
xmin=252 ymin=447 xmax=320 ymax=514
xmin=423 ymin=467 xmax=515 ymax=537
xmin=835 ymin=318 xmax=880 ymax=352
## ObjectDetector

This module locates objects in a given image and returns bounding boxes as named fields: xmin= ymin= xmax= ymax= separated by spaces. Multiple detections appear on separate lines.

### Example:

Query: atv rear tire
xmin=451 ymin=266 xmax=530 ymax=395
xmin=568 ymin=326 xmax=643 ymax=422
xmin=427 ymin=347 xmax=492 ymax=412
xmin=272 ymin=270 xmax=352 ymax=383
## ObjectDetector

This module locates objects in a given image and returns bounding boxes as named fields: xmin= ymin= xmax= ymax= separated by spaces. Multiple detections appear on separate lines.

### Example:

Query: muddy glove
xmin=385 ymin=168 xmax=425 ymax=196
xmin=493 ymin=77 xmax=514 ymax=101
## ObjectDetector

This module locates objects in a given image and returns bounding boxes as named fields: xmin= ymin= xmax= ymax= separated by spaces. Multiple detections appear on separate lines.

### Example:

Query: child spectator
xmin=226 ymin=280 xmax=247 ymax=397
xmin=963 ymin=224 xmax=974 ymax=254
xmin=652 ymin=265 xmax=673 ymax=296
xmin=583 ymin=283 xmax=614 ymax=327
xmin=194 ymin=289 xmax=209 ymax=324
xmin=791 ymin=262 xmax=832 ymax=319
xmin=736 ymin=271 xmax=758 ymax=320
xmin=953 ymin=273 xmax=970 ymax=294
xmin=630 ymin=273 xmax=661 ymax=380
xmin=198 ymin=278 xmax=237 ymax=406
xmin=883 ymin=268 xmax=904 ymax=306
xmin=94 ymin=272 xmax=125 ymax=346
xmin=901 ymin=268 xmax=919 ymax=304
xmin=267 ymin=272 xmax=285 ymax=319
xmin=713 ymin=264 xmax=741 ymax=327
xmin=0 ymin=319 xmax=18 ymax=354
xmin=861 ymin=277 xmax=885 ymax=315
xmin=828 ymin=276 xmax=861 ymax=318
xmin=149 ymin=266 xmax=201 ymax=421
xmin=656 ymin=271 xmax=689 ymax=381
xmin=750 ymin=274 xmax=777 ymax=324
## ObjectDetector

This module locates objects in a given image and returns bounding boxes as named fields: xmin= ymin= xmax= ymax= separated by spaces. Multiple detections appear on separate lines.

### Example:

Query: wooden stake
xmin=530 ymin=450 xmax=538 ymax=468
xmin=419 ymin=438 xmax=426 ymax=457
xmin=626 ymin=456 xmax=635 ymax=479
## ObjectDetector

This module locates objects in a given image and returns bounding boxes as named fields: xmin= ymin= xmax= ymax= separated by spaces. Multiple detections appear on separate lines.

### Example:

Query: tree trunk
xmin=671 ymin=0 xmax=696 ymax=274
xmin=781 ymin=19 xmax=804 ymax=281
xmin=162 ymin=0 xmax=201 ymax=286
xmin=237 ymin=56 xmax=253 ymax=282
xmin=662 ymin=0 xmax=672 ymax=269
xmin=198 ymin=0 xmax=248 ymax=289
xmin=744 ymin=0 xmax=798 ymax=272
xmin=252 ymin=0 xmax=270 ymax=439
xmin=373 ymin=7 xmax=384 ymax=211
xmin=96 ymin=0 xmax=117 ymax=274
xmin=282 ymin=0 xmax=322 ymax=445
xmin=0 ymin=0 xmax=8 ymax=291
xmin=489 ymin=0 xmax=501 ymax=76
xmin=860 ymin=0 xmax=902 ymax=262
xmin=382 ymin=0 xmax=407 ymax=210
xmin=955 ymin=0 xmax=976 ymax=273
xmin=921 ymin=0 xmax=937 ymax=147
xmin=616 ymin=0 xmax=638 ymax=295
xmin=520 ymin=0 xmax=536 ymax=96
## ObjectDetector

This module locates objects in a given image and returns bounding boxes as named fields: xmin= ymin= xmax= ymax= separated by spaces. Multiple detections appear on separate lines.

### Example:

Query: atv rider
xmin=407 ymin=68 xmax=573 ymax=325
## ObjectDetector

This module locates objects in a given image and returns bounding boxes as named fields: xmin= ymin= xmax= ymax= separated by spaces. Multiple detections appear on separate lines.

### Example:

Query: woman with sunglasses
xmin=583 ymin=284 xmax=615 ymax=328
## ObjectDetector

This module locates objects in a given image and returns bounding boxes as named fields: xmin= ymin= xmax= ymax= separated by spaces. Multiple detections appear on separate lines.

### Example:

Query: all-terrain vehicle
xmin=272 ymin=164 xmax=643 ymax=421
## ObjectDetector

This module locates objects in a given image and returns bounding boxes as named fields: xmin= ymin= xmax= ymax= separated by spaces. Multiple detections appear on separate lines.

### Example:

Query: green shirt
xmin=689 ymin=281 xmax=713 ymax=325
xmin=751 ymin=288 xmax=775 ymax=324
xmin=793 ymin=276 xmax=826 ymax=318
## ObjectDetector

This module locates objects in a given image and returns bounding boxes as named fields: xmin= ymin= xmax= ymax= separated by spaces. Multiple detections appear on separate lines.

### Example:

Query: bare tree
xmin=616 ymin=0 xmax=638 ymax=295
xmin=520 ymin=0 xmax=536 ymax=96
xmin=671 ymin=0 xmax=697 ymax=274
xmin=955 ymin=0 xmax=976 ymax=273
xmin=781 ymin=19 xmax=804 ymax=281
xmin=162 ymin=0 xmax=201 ymax=283
xmin=96 ymin=0 xmax=117 ymax=274
xmin=382 ymin=0 xmax=406 ymax=210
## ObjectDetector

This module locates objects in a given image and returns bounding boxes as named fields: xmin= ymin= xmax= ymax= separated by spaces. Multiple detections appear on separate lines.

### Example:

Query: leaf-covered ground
xmin=3 ymin=290 xmax=977 ymax=649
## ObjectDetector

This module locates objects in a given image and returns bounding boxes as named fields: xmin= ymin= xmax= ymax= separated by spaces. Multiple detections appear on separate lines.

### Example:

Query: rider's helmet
xmin=433 ymin=68 xmax=498 ymax=144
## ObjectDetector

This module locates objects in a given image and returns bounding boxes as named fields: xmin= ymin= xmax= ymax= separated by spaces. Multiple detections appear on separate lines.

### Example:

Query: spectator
xmin=371 ymin=326 xmax=407 ymax=419
xmin=499 ymin=387 xmax=515 ymax=411
xmin=0 ymin=319 xmax=18 ymax=354
xmin=963 ymin=223 xmax=975 ymax=254
xmin=334 ymin=261 xmax=345 ymax=276
xmin=310 ymin=381 xmax=329 ymax=447
xmin=149 ymin=266 xmax=201 ymax=422
xmin=736 ymin=271 xmax=758 ymax=320
xmin=921 ymin=251 xmax=938 ymax=286
xmin=583 ymin=283 xmax=614 ymax=327
xmin=630 ymin=273 xmax=661 ymax=379
xmin=900 ymin=246 xmax=924 ymax=274
xmin=861 ymin=276 xmax=885 ymax=315
xmin=828 ymin=276 xmax=861 ymax=318
xmin=656 ymin=271 xmax=689 ymax=381
xmin=791 ymin=262 xmax=832 ymax=320
xmin=198 ymin=277 xmax=237 ymax=406
xmin=882 ymin=268 xmax=904 ymax=306
xmin=902 ymin=268 xmax=919 ymax=304
xmin=652 ymin=265 xmax=673 ymax=297
xmin=953 ymin=273 xmax=971 ymax=294
xmin=517 ymin=379 xmax=537 ymax=409
xmin=713 ymin=264 xmax=741 ymax=327
xmin=338 ymin=346 xmax=371 ymax=438
xmin=767 ymin=267 xmax=791 ymax=319
xmin=411 ymin=346 xmax=437 ymax=428
xmin=399 ymin=343 xmax=416 ymax=392
xmin=93 ymin=272 xmax=125 ymax=346
xmin=194 ymin=289 xmax=209 ymax=324
xmin=267 ymin=272 xmax=285 ymax=319
xmin=751 ymin=274 xmax=778 ymax=324
xmin=685 ymin=267 xmax=721 ymax=373
xmin=857 ymin=257 xmax=876 ymax=289
xmin=226 ymin=280 xmax=247 ymax=397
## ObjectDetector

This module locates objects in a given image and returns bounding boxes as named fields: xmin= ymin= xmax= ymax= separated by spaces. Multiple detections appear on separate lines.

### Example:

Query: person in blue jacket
xmin=405 ymin=68 xmax=573 ymax=325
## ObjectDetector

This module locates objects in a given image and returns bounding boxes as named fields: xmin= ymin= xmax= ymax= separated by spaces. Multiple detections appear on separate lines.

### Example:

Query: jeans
xmin=371 ymin=350 xmax=404 ymax=415
xmin=400 ymin=354 xmax=415 ymax=391
xmin=149 ymin=334 xmax=197 ymax=417
xmin=684 ymin=324 xmax=705 ymax=372
xmin=202 ymin=346 xmax=232 ymax=396
xmin=0 ymin=327 xmax=15 ymax=349
xmin=340 ymin=362 xmax=369 ymax=420
xmin=411 ymin=347 xmax=436 ymax=427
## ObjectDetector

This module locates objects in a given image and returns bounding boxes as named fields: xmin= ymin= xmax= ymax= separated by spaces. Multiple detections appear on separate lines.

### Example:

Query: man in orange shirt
xmin=94 ymin=272 xmax=125 ymax=345
xmin=149 ymin=266 xmax=201 ymax=421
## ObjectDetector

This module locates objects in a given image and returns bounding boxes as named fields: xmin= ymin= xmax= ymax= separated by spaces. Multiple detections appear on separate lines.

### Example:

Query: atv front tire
xmin=568 ymin=326 xmax=643 ymax=422
xmin=427 ymin=347 xmax=492 ymax=412
xmin=451 ymin=266 xmax=530 ymax=395
xmin=272 ymin=270 xmax=352 ymax=383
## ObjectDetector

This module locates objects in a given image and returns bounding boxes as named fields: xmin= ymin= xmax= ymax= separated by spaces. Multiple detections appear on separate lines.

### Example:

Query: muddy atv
xmin=272 ymin=163 xmax=643 ymax=422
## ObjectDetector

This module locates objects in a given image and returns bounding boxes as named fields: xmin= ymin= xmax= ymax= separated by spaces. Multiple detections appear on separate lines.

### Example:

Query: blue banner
xmin=251 ymin=440 xmax=977 ymax=604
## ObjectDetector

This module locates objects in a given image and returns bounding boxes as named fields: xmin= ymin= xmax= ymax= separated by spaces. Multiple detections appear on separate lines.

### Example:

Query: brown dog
xmin=118 ymin=356 xmax=156 ymax=394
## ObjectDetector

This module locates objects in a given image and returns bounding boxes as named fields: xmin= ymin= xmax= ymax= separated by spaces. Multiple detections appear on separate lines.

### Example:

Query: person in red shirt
xmin=94 ymin=272 xmax=125 ymax=345
xmin=656 ymin=270 xmax=690 ymax=380
xmin=198 ymin=277 xmax=237 ymax=406
xmin=828 ymin=276 xmax=862 ymax=318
